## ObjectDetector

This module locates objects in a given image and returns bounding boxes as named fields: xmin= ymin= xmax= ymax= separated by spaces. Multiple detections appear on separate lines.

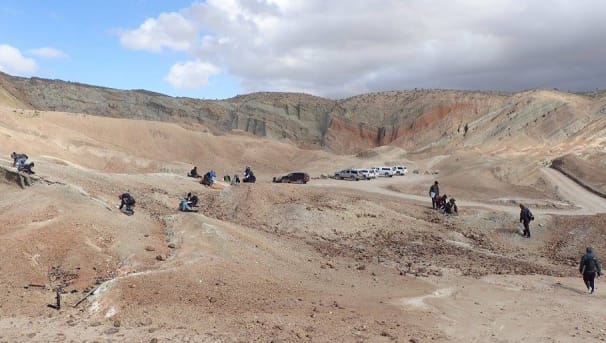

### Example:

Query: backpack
xmin=529 ymin=210 xmax=534 ymax=221
xmin=585 ymin=256 xmax=598 ymax=273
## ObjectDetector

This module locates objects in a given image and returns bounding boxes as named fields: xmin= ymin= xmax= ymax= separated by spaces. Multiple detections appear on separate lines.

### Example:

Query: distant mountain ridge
xmin=1 ymin=71 xmax=605 ymax=156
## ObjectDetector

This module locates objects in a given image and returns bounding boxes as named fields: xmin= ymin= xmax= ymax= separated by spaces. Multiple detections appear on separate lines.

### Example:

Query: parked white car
xmin=334 ymin=169 xmax=363 ymax=181
xmin=356 ymin=168 xmax=375 ymax=180
xmin=393 ymin=166 xmax=408 ymax=175
xmin=373 ymin=166 xmax=395 ymax=177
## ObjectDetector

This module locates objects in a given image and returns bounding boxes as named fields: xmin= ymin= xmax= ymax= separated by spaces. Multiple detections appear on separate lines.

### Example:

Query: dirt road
xmin=312 ymin=168 xmax=606 ymax=216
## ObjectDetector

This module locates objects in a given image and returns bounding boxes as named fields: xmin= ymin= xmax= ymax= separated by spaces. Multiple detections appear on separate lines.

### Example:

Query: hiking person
xmin=186 ymin=192 xmax=199 ymax=207
xmin=243 ymin=166 xmax=256 ymax=183
xmin=11 ymin=152 xmax=28 ymax=169
xmin=231 ymin=174 xmax=241 ymax=185
xmin=580 ymin=247 xmax=602 ymax=294
xmin=444 ymin=198 xmax=458 ymax=215
xmin=429 ymin=181 xmax=440 ymax=209
xmin=179 ymin=197 xmax=198 ymax=212
xmin=19 ymin=162 xmax=35 ymax=174
xmin=119 ymin=192 xmax=135 ymax=214
xmin=188 ymin=166 xmax=201 ymax=178
xmin=519 ymin=204 xmax=534 ymax=238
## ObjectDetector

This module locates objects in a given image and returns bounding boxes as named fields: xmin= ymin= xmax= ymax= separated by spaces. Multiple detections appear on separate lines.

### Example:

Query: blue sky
xmin=0 ymin=0 xmax=238 ymax=99
xmin=1 ymin=1 xmax=605 ymax=99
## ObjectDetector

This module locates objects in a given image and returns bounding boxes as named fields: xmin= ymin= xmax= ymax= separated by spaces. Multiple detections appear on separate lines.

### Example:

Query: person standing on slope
xmin=519 ymin=204 xmax=534 ymax=238
xmin=580 ymin=247 xmax=602 ymax=294
xmin=429 ymin=181 xmax=440 ymax=209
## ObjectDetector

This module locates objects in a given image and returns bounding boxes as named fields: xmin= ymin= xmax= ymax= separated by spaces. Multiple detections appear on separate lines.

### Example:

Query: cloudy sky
xmin=1 ymin=0 xmax=605 ymax=99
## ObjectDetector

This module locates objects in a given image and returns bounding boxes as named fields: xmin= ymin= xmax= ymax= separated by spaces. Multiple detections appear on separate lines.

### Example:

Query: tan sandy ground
xmin=1 ymin=108 xmax=606 ymax=342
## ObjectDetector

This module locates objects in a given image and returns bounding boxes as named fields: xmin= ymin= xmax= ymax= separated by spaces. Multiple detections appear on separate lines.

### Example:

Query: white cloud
xmin=30 ymin=47 xmax=68 ymax=59
xmin=164 ymin=60 xmax=220 ymax=89
xmin=119 ymin=12 xmax=199 ymax=52
xmin=0 ymin=44 xmax=37 ymax=74
xmin=121 ymin=0 xmax=606 ymax=97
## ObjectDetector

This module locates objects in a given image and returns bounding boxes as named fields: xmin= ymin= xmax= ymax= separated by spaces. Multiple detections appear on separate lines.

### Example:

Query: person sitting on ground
xmin=179 ymin=197 xmax=198 ymax=212
xmin=201 ymin=172 xmax=213 ymax=186
xmin=188 ymin=166 xmax=201 ymax=178
xmin=19 ymin=162 xmax=35 ymax=174
xmin=210 ymin=170 xmax=217 ymax=182
xmin=186 ymin=192 xmax=199 ymax=207
xmin=11 ymin=152 xmax=28 ymax=169
xmin=231 ymin=174 xmax=241 ymax=185
xmin=436 ymin=194 xmax=448 ymax=210
xmin=119 ymin=192 xmax=135 ymax=212
xmin=444 ymin=198 xmax=458 ymax=215
xmin=243 ymin=166 xmax=256 ymax=183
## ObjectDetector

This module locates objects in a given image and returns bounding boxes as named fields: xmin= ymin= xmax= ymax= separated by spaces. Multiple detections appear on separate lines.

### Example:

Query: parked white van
xmin=393 ymin=166 xmax=408 ymax=175
xmin=373 ymin=166 xmax=395 ymax=177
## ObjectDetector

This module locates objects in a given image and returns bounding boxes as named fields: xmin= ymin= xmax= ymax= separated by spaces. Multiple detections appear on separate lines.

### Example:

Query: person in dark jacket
xmin=444 ymin=198 xmax=458 ymax=214
xmin=243 ymin=167 xmax=256 ymax=183
xmin=19 ymin=162 xmax=35 ymax=174
xmin=119 ymin=192 xmax=135 ymax=212
xmin=186 ymin=192 xmax=199 ymax=207
xmin=580 ymin=247 xmax=602 ymax=294
xmin=519 ymin=204 xmax=534 ymax=238
xmin=429 ymin=181 xmax=440 ymax=209
xmin=188 ymin=166 xmax=201 ymax=178
xmin=436 ymin=194 xmax=448 ymax=210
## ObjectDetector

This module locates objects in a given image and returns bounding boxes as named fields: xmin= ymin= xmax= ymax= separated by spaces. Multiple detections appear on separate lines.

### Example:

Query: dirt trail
xmin=312 ymin=168 xmax=606 ymax=216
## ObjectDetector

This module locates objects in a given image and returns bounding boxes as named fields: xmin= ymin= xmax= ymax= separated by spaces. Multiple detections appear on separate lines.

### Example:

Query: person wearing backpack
xmin=519 ymin=204 xmax=534 ymax=238
xmin=580 ymin=247 xmax=602 ymax=294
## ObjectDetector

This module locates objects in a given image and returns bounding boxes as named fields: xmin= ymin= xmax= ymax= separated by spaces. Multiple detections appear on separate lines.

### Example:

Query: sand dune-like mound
xmin=1 ymin=102 xmax=606 ymax=342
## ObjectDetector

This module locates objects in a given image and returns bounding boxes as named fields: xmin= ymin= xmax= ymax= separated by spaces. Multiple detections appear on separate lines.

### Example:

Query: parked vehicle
xmin=356 ymin=168 xmax=375 ymax=180
xmin=334 ymin=169 xmax=363 ymax=181
xmin=393 ymin=166 xmax=408 ymax=175
xmin=374 ymin=166 xmax=395 ymax=177
xmin=273 ymin=172 xmax=310 ymax=184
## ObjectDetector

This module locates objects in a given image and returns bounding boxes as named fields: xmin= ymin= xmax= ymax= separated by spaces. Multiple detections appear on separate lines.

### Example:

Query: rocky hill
xmin=2 ymin=71 xmax=606 ymax=158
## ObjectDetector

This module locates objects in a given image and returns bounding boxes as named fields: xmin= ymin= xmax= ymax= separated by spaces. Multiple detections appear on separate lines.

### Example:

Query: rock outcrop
xmin=2 ymin=72 xmax=606 ymax=156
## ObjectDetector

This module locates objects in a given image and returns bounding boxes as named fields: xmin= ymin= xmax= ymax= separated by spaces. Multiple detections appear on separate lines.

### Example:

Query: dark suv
xmin=273 ymin=172 xmax=310 ymax=184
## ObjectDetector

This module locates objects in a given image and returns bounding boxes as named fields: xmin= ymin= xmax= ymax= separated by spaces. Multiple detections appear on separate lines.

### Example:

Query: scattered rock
xmin=150 ymin=338 xmax=158 ymax=343
xmin=168 ymin=243 xmax=176 ymax=249
xmin=113 ymin=320 xmax=121 ymax=328
xmin=90 ymin=321 xmax=102 ymax=327
xmin=357 ymin=265 xmax=366 ymax=270
xmin=145 ymin=246 xmax=156 ymax=252
xmin=139 ymin=318 xmax=153 ymax=326
xmin=104 ymin=327 xmax=119 ymax=335
xmin=208 ymin=297 xmax=217 ymax=303
xmin=156 ymin=254 xmax=166 ymax=261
